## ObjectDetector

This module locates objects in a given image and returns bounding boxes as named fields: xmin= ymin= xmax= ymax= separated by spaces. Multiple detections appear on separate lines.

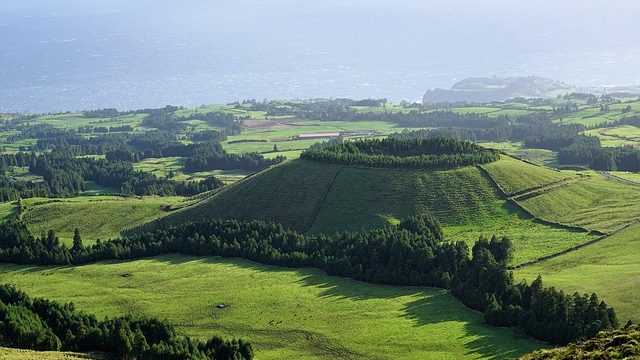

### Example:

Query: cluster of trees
xmin=0 ymin=215 xmax=616 ymax=345
xmin=77 ymin=125 xmax=134 ymax=133
xmin=177 ymin=112 xmax=243 ymax=135
xmin=0 ymin=151 xmax=224 ymax=200
xmin=301 ymin=138 xmax=500 ymax=169
xmin=0 ymin=284 xmax=253 ymax=359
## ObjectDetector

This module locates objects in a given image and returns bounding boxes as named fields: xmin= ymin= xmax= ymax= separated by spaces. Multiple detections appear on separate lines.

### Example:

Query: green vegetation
xmin=0 ymin=255 xmax=545 ymax=360
xmin=516 ymin=223 xmax=640 ymax=323
xmin=21 ymin=196 xmax=186 ymax=244
xmin=522 ymin=325 xmax=640 ymax=360
xmin=480 ymin=155 xmax=572 ymax=195
xmin=153 ymin=159 xmax=596 ymax=265
xmin=518 ymin=175 xmax=640 ymax=233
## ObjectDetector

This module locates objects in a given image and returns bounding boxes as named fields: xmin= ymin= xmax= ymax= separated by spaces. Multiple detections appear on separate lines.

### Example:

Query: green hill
xmin=145 ymin=158 xmax=597 ymax=265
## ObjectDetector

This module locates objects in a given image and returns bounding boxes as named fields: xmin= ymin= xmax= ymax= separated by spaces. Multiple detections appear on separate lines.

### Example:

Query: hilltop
xmin=142 ymin=153 xmax=597 ymax=265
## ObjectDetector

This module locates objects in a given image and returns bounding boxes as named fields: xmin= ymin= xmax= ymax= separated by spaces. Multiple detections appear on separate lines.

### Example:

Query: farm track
xmin=599 ymin=171 xmax=640 ymax=187
xmin=512 ymin=219 xmax=640 ymax=269
xmin=511 ymin=177 xmax=584 ymax=201
xmin=476 ymin=165 xmax=596 ymax=234
xmin=305 ymin=166 xmax=344 ymax=232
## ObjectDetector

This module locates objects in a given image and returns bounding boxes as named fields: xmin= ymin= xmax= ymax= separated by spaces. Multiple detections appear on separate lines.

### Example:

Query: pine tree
xmin=72 ymin=228 xmax=83 ymax=253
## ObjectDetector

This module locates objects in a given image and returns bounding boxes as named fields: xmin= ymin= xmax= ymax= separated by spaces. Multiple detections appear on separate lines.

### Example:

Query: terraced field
xmin=516 ymin=223 xmax=640 ymax=323
xmin=0 ymin=255 xmax=545 ymax=360
xmin=517 ymin=175 xmax=640 ymax=233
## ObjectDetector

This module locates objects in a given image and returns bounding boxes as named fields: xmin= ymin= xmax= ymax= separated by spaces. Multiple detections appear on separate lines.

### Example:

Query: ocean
xmin=1 ymin=0 xmax=639 ymax=113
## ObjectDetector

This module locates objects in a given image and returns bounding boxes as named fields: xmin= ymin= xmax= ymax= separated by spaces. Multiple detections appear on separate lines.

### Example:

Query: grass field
xmin=517 ymin=175 xmax=640 ymax=233
xmin=480 ymin=156 xmax=572 ymax=195
xmin=584 ymin=125 xmax=640 ymax=147
xmin=21 ymin=196 xmax=186 ymax=244
xmin=609 ymin=171 xmax=640 ymax=184
xmin=477 ymin=142 xmax=558 ymax=167
xmin=149 ymin=161 xmax=342 ymax=233
xmin=515 ymin=223 xmax=640 ymax=323
xmin=153 ymin=159 xmax=596 ymax=265
xmin=0 ymin=347 xmax=108 ymax=360
xmin=0 ymin=255 xmax=545 ymax=360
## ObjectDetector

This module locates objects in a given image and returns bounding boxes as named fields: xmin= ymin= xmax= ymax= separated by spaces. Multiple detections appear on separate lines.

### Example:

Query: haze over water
xmin=2 ymin=0 xmax=639 ymax=113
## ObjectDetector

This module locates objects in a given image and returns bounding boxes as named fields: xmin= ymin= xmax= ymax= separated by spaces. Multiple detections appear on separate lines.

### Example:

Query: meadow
xmin=20 ymin=196 xmax=186 ymax=244
xmin=515 ymin=223 xmax=640 ymax=323
xmin=517 ymin=175 xmax=640 ymax=233
xmin=0 ymin=255 xmax=545 ymax=360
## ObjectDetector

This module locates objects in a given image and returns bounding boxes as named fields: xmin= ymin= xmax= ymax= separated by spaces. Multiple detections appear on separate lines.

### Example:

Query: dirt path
xmin=599 ymin=171 xmax=640 ymax=187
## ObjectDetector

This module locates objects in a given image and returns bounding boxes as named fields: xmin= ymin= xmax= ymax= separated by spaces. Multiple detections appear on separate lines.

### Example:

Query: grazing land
xmin=0 ymin=255 xmax=545 ymax=360
xmin=515 ymin=223 xmax=640 ymax=323
xmin=153 ymin=158 xmax=597 ymax=265
xmin=20 ymin=196 xmax=186 ymax=244
xmin=517 ymin=175 xmax=640 ymax=233
xmin=479 ymin=155 xmax=572 ymax=195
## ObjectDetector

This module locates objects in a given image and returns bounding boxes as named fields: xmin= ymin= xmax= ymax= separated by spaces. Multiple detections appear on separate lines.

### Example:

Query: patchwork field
xmin=517 ymin=175 xmax=640 ymax=233
xmin=0 ymin=255 xmax=545 ymax=360
xmin=515 ymin=223 xmax=640 ymax=323
xmin=584 ymin=125 xmax=640 ymax=147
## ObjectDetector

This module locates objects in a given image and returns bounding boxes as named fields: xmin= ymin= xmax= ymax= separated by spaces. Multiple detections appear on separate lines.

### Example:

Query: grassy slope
xmin=518 ymin=175 xmax=640 ymax=233
xmin=480 ymin=155 xmax=571 ymax=196
xmin=515 ymin=223 xmax=640 ymax=323
xmin=152 ymin=159 xmax=595 ymax=265
xmin=0 ymin=347 xmax=109 ymax=360
xmin=149 ymin=161 xmax=342 ymax=232
xmin=0 ymin=255 xmax=545 ymax=360
xmin=21 ymin=196 xmax=186 ymax=244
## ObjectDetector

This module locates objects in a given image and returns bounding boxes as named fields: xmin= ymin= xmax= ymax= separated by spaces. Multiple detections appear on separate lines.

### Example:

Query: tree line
xmin=0 ymin=284 xmax=252 ymax=359
xmin=301 ymin=138 xmax=500 ymax=169
xmin=0 ymin=215 xmax=617 ymax=345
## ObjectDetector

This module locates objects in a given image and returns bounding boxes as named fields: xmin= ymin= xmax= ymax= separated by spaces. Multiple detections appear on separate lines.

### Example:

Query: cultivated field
xmin=0 ymin=255 xmax=545 ymax=360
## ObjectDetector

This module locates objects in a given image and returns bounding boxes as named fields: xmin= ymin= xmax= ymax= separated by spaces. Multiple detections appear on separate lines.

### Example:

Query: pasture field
xmin=609 ymin=171 xmax=640 ymax=184
xmin=154 ymin=159 xmax=597 ymax=265
xmin=0 ymin=255 xmax=545 ymax=360
xmin=477 ymin=142 xmax=558 ymax=166
xmin=480 ymin=155 xmax=572 ymax=195
xmin=21 ymin=196 xmax=186 ymax=244
xmin=515 ymin=223 xmax=640 ymax=323
xmin=583 ymin=125 xmax=640 ymax=147
xmin=149 ymin=161 xmax=342 ymax=233
xmin=0 ymin=348 xmax=108 ymax=360
xmin=25 ymin=113 xmax=149 ymax=131
xmin=517 ymin=175 xmax=640 ymax=233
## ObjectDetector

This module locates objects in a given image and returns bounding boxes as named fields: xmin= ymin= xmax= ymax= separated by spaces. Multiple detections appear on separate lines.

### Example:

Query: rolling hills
xmin=0 ymin=255 xmax=545 ymax=360
xmin=144 ymin=156 xmax=597 ymax=265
